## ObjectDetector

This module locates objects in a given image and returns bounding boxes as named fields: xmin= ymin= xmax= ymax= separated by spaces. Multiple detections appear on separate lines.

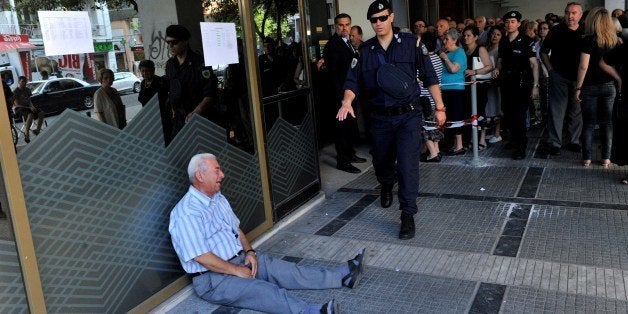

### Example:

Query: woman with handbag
xmin=463 ymin=25 xmax=493 ymax=150
xmin=574 ymin=7 xmax=620 ymax=168
xmin=439 ymin=29 xmax=467 ymax=155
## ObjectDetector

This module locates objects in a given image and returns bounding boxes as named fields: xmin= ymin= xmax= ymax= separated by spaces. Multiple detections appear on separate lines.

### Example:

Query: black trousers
xmin=334 ymin=95 xmax=359 ymax=165
xmin=501 ymin=81 xmax=532 ymax=153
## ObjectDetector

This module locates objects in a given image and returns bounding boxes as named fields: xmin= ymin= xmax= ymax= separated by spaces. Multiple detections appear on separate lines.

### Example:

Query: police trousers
xmin=370 ymin=109 xmax=423 ymax=215
xmin=502 ymin=81 xmax=532 ymax=153
xmin=192 ymin=253 xmax=343 ymax=313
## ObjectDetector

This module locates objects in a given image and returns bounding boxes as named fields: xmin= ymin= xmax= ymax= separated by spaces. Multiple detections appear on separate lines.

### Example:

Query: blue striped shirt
xmin=169 ymin=186 xmax=242 ymax=273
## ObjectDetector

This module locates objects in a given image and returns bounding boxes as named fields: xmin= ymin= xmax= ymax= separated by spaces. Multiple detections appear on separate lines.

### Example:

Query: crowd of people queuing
xmin=406 ymin=3 xmax=627 ymax=184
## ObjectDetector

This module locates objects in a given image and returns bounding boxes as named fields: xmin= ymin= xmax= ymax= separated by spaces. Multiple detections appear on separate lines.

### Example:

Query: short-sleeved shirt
xmin=499 ymin=33 xmax=536 ymax=85
xmin=165 ymin=51 xmax=217 ymax=118
xmin=541 ymin=23 xmax=584 ymax=80
xmin=441 ymin=47 xmax=466 ymax=91
xmin=343 ymin=32 xmax=439 ymax=108
xmin=602 ymin=42 xmax=627 ymax=96
xmin=169 ymin=186 xmax=242 ymax=274
xmin=13 ymin=86 xmax=32 ymax=108
xmin=580 ymin=35 xmax=614 ymax=86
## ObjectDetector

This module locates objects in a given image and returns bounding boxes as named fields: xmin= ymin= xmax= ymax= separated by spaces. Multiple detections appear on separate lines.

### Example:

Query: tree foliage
xmin=203 ymin=0 xmax=298 ymax=41
xmin=14 ymin=0 xmax=138 ymax=12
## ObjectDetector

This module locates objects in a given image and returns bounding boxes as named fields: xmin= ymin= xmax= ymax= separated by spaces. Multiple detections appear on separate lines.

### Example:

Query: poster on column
xmin=38 ymin=11 xmax=95 ymax=56
xmin=200 ymin=22 xmax=238 ymax=65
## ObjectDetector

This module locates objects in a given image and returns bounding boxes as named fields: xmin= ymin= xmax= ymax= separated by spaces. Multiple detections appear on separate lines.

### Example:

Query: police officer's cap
xmin=502 ymin=11 xmax=522 ymax=22
xmin=367 ymin=0 xmax=391 ymax=19
xmin=166 ymin=24 xmax=191 ymax=40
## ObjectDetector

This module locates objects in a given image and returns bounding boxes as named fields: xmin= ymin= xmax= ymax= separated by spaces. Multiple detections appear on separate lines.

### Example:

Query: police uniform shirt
xmin=165 ymin=50 xmax=217 ymax=117
xmin=343 ymin=32 xmax=439 ymax=108
xmin=498 ymin=33 xmax=536 ymax=84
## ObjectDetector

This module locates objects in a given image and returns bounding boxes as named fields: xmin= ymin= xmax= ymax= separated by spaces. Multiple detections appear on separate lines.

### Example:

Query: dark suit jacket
xmin=323 ymin=33 xmax=356 ymax=100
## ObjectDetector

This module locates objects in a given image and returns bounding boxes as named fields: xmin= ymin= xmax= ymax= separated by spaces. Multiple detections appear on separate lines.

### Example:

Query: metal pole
xmin=468 ymin=76 xmax=483 ymax=167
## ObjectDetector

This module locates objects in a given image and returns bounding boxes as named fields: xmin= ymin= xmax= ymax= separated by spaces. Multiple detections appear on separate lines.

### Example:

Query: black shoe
xmin=565 ymin=143 xmax=581 ymax=153
xmin=446 ymin=147 xmax=466 ymax=156
xmin=342 ymin=248 xmax=366 ymax=289
xmin=336 ymin=163 xmax=361 ymax=174
xmin=24 ymin=137 xmax=30 ymax=143
xmin=424 ymin=154 xmax=441 ymax=163
xmin=548 ymin=146 xmax=561 ymax=156
xmin=350 ymin=155 xmax=367 ymax=163
xmin=380 ymin=183 xmax=393 ymax=208
xmin=32 ymin=130 xmax=40 ymax=136
xmin=399 ymin=213 xmax=415 ymax=239
xmin=0 ymin=210 xmax=6 ymax=220
xmin=320 ymin=299 xmax=340 ymax=314
xmin=420 ymin=152 xmax=429 ymax=162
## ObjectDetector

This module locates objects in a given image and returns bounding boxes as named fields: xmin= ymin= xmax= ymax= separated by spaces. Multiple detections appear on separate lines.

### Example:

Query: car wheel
xmin=84 ymin=96 xmax=94 ymax=108
xmin=133 ymin=82 xmax=140 ymax=93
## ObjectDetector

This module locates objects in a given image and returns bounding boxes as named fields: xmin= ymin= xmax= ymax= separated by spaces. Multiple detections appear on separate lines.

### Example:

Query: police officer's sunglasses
xmin=369 ymin=14 xmax=390 ymax=24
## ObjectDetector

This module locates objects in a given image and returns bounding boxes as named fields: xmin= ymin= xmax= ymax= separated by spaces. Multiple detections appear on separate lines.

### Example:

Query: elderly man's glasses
xmin=166 ymin=39 xmax=180 ymax=46
xmin=369 ymin=14 xmax=390 ymax=23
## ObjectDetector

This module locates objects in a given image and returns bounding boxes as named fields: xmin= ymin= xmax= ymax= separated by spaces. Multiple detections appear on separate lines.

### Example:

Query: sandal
xmin=621 ymin=178 xmax=628 ymax=185
xmin=583 ymin=160 xmax=591 ymax=168
xmin=478 ymin=143 xmax=487 ymax=151
xmin=602 ymin=159 xmax=611 ymax=169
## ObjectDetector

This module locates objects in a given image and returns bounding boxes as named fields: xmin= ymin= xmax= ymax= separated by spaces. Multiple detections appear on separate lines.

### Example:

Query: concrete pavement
xmin=158 ymin=127 xmax=628 ymax=313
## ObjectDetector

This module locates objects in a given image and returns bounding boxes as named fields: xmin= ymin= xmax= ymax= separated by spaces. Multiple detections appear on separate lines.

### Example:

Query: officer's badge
xmin=351 ymin=58 xmax=358 ymax=69
xmin=202 ymin=69 xmax=211 ymax=78
xmin=421 ymin=43 xmax=428 ymax=55
xmin=378 ymin=3 xmax=383 ymax=9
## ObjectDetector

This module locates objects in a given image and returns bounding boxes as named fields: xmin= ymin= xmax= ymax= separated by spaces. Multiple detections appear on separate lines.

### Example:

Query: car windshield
xmin=26 ymin=81 xmax=46 ymax=93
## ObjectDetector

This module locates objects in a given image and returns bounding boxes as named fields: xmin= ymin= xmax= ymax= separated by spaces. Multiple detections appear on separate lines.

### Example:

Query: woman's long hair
xmin=585 ymin=7 xmax=619 ymax=50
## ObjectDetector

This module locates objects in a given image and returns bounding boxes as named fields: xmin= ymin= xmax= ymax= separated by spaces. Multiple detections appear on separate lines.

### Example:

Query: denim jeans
xmin=581 ymin=82 xmax=616 ymax=160
xmin=546 ymin=70 xmax=582 ymax=148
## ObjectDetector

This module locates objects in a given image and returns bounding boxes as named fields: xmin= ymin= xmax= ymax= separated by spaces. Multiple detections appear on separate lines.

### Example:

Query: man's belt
xmin=191 ymin=250 xmax=246 ymax=278
xmin=373 ymin=101 xmax=420 ymax=116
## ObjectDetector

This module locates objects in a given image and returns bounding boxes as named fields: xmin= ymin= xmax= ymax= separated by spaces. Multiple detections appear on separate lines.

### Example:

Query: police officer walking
xmin=494 ymin=11 xmax=539 ymax=160
xmin=337 ymin=0 xmax=446 ymax=239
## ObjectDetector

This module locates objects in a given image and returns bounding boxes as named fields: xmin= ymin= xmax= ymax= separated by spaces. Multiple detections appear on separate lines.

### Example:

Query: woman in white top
xmin=94 ymin=68 xmax=126 ymax=129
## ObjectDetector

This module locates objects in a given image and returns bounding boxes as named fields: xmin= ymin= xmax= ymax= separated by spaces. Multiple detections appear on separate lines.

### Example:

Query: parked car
xmin=112 ymin=72 xmax=141 ymax=93
xmin=26 ymin=78 xmax=100 ymax=116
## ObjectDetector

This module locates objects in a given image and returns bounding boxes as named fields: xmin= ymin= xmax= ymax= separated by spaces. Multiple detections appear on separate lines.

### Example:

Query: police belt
xmin=372 ymin=98 xmax=424 ymax=116
xmin=192 ymin=250 xmax=245 ymax=278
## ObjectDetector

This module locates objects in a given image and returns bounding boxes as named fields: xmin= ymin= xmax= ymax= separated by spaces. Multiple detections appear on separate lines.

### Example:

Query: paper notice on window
xmin=200 ymin=22 xmax=238 ymax=66
xmin=38 ymin=11 xmax=95 ymax=56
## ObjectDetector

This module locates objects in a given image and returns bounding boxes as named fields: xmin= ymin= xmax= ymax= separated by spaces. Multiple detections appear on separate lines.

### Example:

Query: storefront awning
xmin=0 ymin=41 xmax=36 ymax=51
xmin=0 ymin=34 xmax=35 ymax=51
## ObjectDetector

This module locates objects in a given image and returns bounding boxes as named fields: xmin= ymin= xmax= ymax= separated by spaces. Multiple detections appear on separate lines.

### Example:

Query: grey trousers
xmin=193 ymin=253 xmax=343 ymax=313
xmin=546 ymin=70 xmax=582 ymax=148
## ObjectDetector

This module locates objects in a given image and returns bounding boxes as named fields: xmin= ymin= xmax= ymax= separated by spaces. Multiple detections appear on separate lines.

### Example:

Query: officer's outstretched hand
xmin=435 ymin=111 xmax=446 ymax=126
xmin=336 ymin=99 xmax=355 ymax=121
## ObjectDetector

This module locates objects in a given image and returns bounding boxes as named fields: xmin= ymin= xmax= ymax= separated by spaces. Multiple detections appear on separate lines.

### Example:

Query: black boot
xmin=399 ymin=213 xmax=415 ymax=239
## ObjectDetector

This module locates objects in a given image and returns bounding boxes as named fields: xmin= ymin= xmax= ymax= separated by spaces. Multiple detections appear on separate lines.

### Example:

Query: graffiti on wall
xmin=146 ymin=23 xmax=174 ymax=75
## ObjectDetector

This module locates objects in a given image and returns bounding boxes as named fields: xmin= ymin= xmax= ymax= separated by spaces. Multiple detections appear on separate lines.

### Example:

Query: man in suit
xmin=323 ymin=13 xmax=367 ymax=173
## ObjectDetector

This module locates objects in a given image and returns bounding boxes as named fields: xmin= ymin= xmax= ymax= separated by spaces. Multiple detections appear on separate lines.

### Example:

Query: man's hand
xmin=336 ymin=99 xmax=355 ymax=121
xmin=244 ymin=253 xmax=258 ymax=278
xmin=232 ymin=264 xmax=254 ymax=279
xmin=435 ymin=111 xmax=446 ymax=126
